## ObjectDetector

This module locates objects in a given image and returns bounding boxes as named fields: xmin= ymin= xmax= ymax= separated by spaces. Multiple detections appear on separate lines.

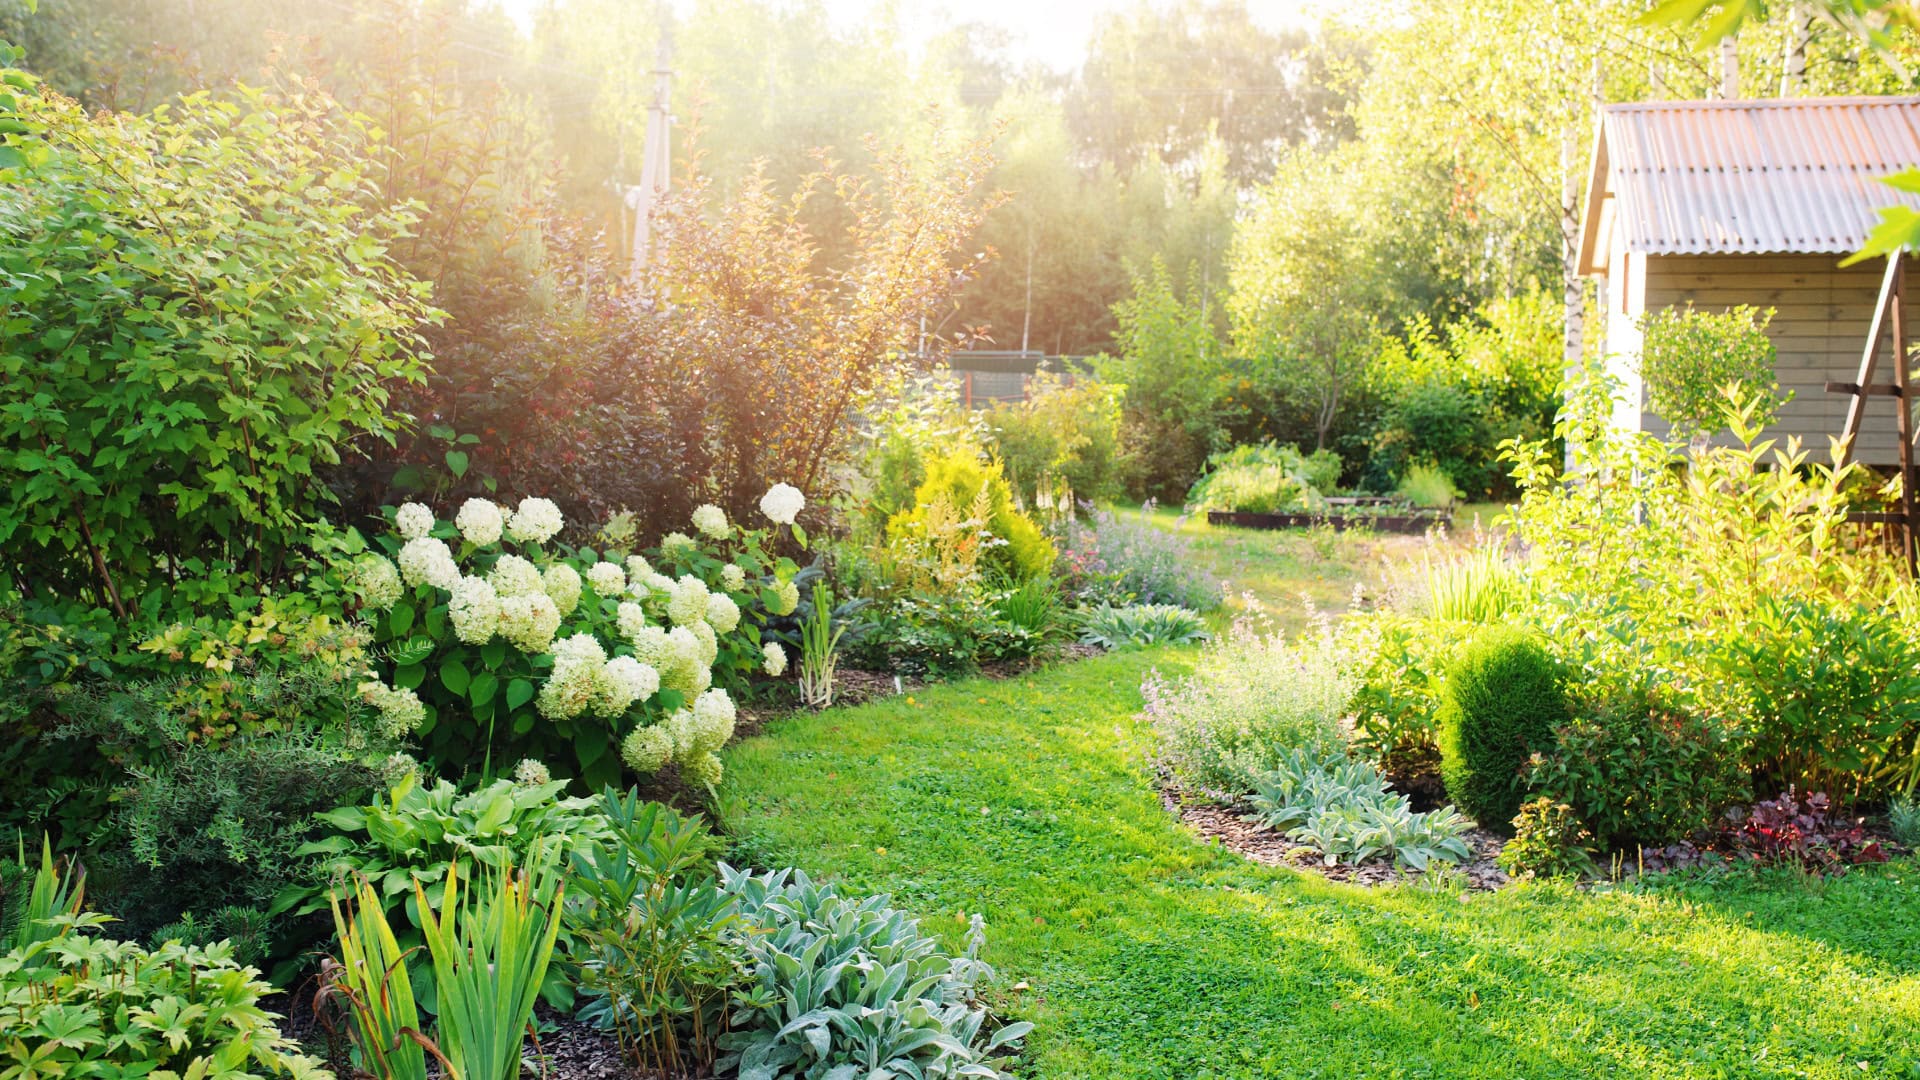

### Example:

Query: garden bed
xmin=1206 ymin=509 xmax=1448 ymax=534
xmin=1165 ymin=790 xmax=1513 ymax=891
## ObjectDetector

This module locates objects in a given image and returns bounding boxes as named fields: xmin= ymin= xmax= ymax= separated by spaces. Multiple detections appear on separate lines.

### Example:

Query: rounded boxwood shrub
xmin=1437 ymin=627 xmax=1568 ymax=833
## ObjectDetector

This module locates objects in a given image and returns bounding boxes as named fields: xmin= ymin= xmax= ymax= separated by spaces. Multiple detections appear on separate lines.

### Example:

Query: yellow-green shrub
xmin=886 ymin=453 xmax=1054 ymax=581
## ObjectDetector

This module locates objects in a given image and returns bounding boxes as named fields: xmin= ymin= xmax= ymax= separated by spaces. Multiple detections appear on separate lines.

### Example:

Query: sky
xmin=487 ymin=0 xmax=1328 ymax=73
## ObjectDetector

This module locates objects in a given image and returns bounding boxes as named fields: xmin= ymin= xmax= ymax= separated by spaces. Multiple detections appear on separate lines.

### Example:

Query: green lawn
xmin=722 ymin=650 xmax=1920 ymax=1079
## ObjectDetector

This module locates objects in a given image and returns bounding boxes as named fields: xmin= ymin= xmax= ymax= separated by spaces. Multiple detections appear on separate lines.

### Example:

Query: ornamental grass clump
xmin=1436 ymin=626 xmax=1567 ymax=833
xmin=1145 ymin=611 xmax=1354 ymax=795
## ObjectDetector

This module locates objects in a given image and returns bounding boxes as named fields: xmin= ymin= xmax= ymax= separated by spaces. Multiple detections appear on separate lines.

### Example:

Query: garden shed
xmin=1577 ymin=95 xmax=1920 ymax=464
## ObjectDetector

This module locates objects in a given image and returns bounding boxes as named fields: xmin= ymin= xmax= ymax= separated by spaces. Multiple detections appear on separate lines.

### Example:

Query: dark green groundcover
xmin=721 ymin=649 xmax=1920 ymax=1080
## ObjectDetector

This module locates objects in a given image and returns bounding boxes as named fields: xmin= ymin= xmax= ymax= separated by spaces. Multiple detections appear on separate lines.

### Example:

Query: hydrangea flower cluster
xmin=692 ymin=503 xmax=729 ymax=539
xmin=456 ymin=498 xmax=505 ymax=546
xmin=396 ymin=502 xmax=435 ymax=540
xmin=586 ymin=560 xmax=626 ymax=597
xmin=346 ymin=554 xmax=403 ymax=610
xmin=760 ymin=483 xmax=805 ymax=525
xmin=506 ymin=497 xmax=565 ymax=544
xmin=512 ymin=758 xmax=551 ymax=787
xmin=360 ymin=680 xmax=426 ymax=738
xmin=356 ymin=483 xmax=810 ymax=784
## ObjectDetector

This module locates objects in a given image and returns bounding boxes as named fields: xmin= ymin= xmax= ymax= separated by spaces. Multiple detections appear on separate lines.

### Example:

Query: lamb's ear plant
xmin=419 ymin=853 xmax=566 ymax=1080
xmin=323 ymin=875 xmax=434 ymax=1080
xmin=797 ymin=581 xmax=846 ymax=709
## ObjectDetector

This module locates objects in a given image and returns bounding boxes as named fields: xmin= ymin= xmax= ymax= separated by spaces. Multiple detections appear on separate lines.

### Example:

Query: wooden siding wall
xmin=1636 ymin=253 xmax=1920 ymax=465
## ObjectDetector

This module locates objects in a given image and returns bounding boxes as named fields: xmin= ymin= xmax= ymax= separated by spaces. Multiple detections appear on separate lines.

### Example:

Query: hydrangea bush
xmin=339 ymin=488 xmax=808 ymax=789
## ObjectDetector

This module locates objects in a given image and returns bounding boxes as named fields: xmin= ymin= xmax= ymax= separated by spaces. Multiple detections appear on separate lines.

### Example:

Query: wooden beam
xmin=1825 ymin=381 xmax=1906 ymax=397
xmin=1894 ymin=250 xmax=1916 ymax=577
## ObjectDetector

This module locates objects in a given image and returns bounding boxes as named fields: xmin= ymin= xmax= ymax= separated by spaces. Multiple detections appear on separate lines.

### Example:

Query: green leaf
xmin=506 ymin=678 xmax=535 ymax=710
xmin=395 ymin=663 xmax=425 ymax=690
xmin=389 ymin=601 xmax=416 ymax=638
xmin=468 ymin=672 xmax=498 ymax=708
xmin=445 ymin=450 xmax=469 ymax=478
xmin=439 ymin=657 xmax=470 ymax=695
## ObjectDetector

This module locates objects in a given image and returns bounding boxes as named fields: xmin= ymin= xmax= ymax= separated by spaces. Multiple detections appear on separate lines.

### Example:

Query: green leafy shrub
xmin=1436 ymin=627 xmax=1567 ymax=833
xmin=1708 ymin=597 xmax=1920 ymax=802
xmin=279 ymin=771 xmax=607 ymax=999
xmin=993 ymin=575 xmax=1066 ymax=658
xmin=1497 ymin=798 xmax=1598 ymax=880
xmin=1637 ymin=304 xmax=1786 ymax=440
xmin=1396 ymin=463 xmax=1459 ymax=509
xmin=1527 ymin=689 xmax=1750 ymax=848
xmin=566 ymin=789 xmax=738 ymax=1078
xmin=1185 ymin=443 xmax=1339 ymax=514
xmin=887 ymin=452 xmax=1054 ymax=581
xmin=987 ymin=372 xmax=1125 ymax=504
xmin=1144 ymin=613 xmax=1354 ymax=794
xmin=851 ymin=591 xmax=1026 ymax=679
xmin=716 ymin=865 xmax=1031 ymax=1080
xmin=0 ymin=77 xmax=434 ymax=612
xmin=1074 ymin=603 xmax=1210 ymax=649
xmin=1249 ymin=750 xmax=1473 ymax=870
xmin=1 ymin=925 xmax=329 ymax=1080
xmin=1342 ymin=614 xmax=1458 ymax=779
xmin=97 ymin=729 xmax=386 ymax=961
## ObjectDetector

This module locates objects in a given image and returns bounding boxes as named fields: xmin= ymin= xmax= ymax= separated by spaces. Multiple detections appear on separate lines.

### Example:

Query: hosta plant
xmin=1074 ymin=603 xmax=1210 ymax=650
xmin=341 ymin=487 xmax=807 ymax=787
xmin=715 ymin=866 xmax=1031 ymax=1080
xmin=1249 ymin=749 xmax=1474 ymax=871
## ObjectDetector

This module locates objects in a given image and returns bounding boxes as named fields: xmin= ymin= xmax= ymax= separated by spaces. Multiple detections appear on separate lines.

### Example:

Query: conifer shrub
xmin=1436 ymin=626 xmax=1567 ymax=833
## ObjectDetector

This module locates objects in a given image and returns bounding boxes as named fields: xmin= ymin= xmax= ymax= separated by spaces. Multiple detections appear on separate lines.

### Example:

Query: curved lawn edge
xmin=720 ymin=649 xmax=1920 ymax=1080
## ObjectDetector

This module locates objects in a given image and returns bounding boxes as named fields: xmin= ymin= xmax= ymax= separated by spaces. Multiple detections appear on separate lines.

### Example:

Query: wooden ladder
xmin=1826 ymin=249 xmax=1916 ymax=576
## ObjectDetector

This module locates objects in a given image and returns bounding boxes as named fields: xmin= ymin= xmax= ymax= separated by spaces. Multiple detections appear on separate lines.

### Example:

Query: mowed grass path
xmin=722 ymin=649 xmax=1920 ymax=1079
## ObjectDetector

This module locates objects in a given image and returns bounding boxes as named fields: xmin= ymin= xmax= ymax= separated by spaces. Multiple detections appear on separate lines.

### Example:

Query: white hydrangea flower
xmin=629 ymin=624 xmax=672 ymax=669
xmin=691 ymin=503 xmax=729 ymax=539
xmin=659 ymin=626 xmax=706 ymax=694
xmin=507 ymin=497 xmax=565 ymax=544
xmin=720 ymin=564 xmax=747 ymax=591
xmin=620 ymin=725 xmax=674 ymax=774
xmin=398 ymin=536 xmax=460 ymax=590
xmin=625 ymin=555 xmax=654 ymax=585
xmin=487 ymin=554 xmax=543 ymax=598
xmin=660 ymin=532 xmax=697 ymax=559
xmin=667 ymin=575 xmax=710 ymax=627
xmin=500 ymin=592 xmax=562 ymax=654
xmin=586 ymin=561 xmax=626 ymax=597
xmin=455 ymin=498 xmax=505 ymax=546
xmin=512 ymin=758 xmax=551 ymax=787
xmin=690 ymin=689 xmax=736 ymax=753
xmin=538 ymin=633 xmax=608 ymax=719
xmin=596 ymin=655 xmax=659 ymax=716
xmin=380 ymin=752 xmax=418 ymax=783
xmin=644 ymin=572 xmax=676 ymax=597
xmin=703 ymin=593 xmax=741 ymax=635
xmin=683 ymin=751 xmax=723 ymax=787
xmin=689 ymin=620 xmax=719 ymax=666
xmin=770 ymin=578 xmax=800 ymax=617
xmin=448 ymin=576 xmax=500 ymax=645
xmin=345 ymin=554 xmax=403 ymax=610
xmin=760 ymin=483 xmax=805 ymax=526
xmin=763 ymin=641 xmax=788 ymax=677
xmin=360 ymin=681 xmax=426 ymax=738
xmin=543 ymin=564 xmax=582 ymax=616
xmin=617 ymin=601 xmax=650 ymax=642
xmin=395 ymin=502 xmax=435 ymax=540
xmin=666 ymin=710 xmax=697 ymax=756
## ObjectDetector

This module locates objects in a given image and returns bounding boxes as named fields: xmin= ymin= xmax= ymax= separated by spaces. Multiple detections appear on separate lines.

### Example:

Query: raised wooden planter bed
xmin=1205 ymin=509 xmax=1448 ymax=534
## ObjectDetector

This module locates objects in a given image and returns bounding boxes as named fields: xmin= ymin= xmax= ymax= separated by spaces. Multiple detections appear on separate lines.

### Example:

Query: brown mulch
xmin=1165 ymin=789 xmax=1513 ymax=891
xmin=524 ymin=1009 xmax=635 ymax=1080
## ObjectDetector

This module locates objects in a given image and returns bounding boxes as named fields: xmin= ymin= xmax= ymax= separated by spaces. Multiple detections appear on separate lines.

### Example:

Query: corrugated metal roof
xmin=1594 ymin=95 xmax=1920 ymax=258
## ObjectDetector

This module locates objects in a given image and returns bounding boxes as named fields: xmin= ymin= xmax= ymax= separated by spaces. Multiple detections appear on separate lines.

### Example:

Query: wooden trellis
xmin=1826 ymin=249 xmax=1916 ymax=576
